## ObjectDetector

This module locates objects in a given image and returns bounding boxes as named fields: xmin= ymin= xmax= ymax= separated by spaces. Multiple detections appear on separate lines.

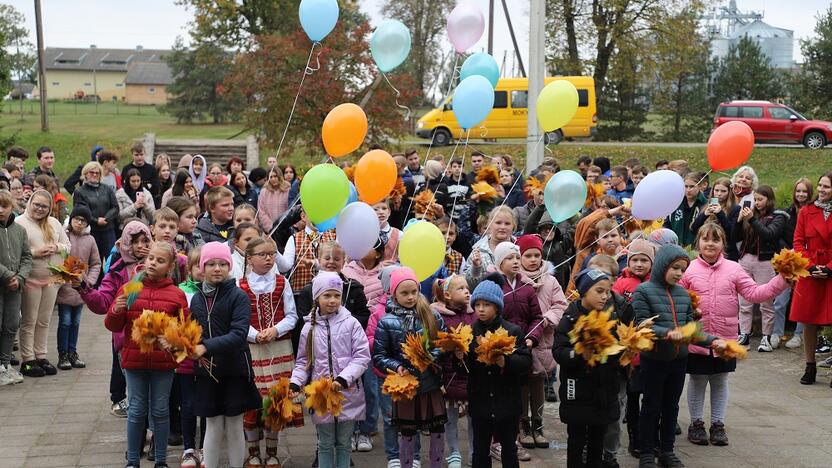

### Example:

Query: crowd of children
xmin=1 ymin=145 xmax=831 ymax=468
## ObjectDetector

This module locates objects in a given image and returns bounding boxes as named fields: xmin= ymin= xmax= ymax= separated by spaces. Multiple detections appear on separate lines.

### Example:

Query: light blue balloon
xmin=371 ymin=20 xmax=411 ymax=73
xmin=544 ymin=170 xmax=587 ymax=223
xmin=452 ymin=75 xmax=495 ymax=130
xmin=299 ymin=0 xmax=339 ymax=42
xmin=316 ymin=183 xmax=357 ymax=231
xmin=460 ymin=53 xmax=500 ymax=88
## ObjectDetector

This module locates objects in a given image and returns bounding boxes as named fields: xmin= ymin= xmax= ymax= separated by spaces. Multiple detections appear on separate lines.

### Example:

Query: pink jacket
xmin=365 ymin=297 xmax=389 ymax=377
xmin=521 ymin=268 xmax=568 ymax=374
xmin=679 ymin=254 xmax=788 ymax=356
xmin=342 ymin=261 xmax=385 ymax=309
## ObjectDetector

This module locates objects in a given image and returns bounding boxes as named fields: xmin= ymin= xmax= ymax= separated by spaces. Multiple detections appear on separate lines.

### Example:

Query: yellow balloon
xmin=535 ymin=80 xmax=579 ymax=132
xmin=398 ymin=221 xmax=446 ymax=281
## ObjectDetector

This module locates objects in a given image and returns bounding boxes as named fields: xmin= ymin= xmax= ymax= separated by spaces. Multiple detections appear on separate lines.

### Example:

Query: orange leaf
xmin=401 ymin=333 xmax=435 ymax=372
xmin=474 ymin=327 xmax=516 ymax=366
xmin=381 ymin=371 xmax=420 ymax=402
xmin=262 ymin=377 xmax=302 ymax=431
xmin=771 ymin=248 xmax=810 ymax=282
xmin=435 ymin=323 xmax=474 ymax=354
xmin=304 ymin=377 xmax=345 ymax=417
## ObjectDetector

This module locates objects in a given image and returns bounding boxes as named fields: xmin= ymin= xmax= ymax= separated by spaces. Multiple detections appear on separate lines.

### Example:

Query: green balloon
xmin=300 ymin=163 xmax=350 ymax=224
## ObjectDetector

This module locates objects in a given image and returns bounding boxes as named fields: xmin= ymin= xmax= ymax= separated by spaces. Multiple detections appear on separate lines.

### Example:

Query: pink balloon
xmin=447 ymin=2 xmax=484 ymax=53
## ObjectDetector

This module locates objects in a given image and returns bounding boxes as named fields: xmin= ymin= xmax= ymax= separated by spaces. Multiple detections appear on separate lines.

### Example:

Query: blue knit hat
xmin=470 ymin=279 xmax=504 ymax=313
xmin=575 ymin=268 xmax=611 ymax=296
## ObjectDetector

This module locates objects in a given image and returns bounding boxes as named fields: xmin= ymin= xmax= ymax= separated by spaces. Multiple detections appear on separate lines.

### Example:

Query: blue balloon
xmin=460 ymin=53 xmax=500 ymax=88
xmin=452 ymin=75 xmax=495 ymax=130
xmin=544 ymin=170 xmax=587 ymax=223
xmin=299 ymin=0 xmax=339 ymax=42
xmin=317 ymin=183 xmax=357 ymax=231
xmin=371 ymin=20 xmax=411 ymax=73
xmin=348 ymin=182 xmax=358 ymax=204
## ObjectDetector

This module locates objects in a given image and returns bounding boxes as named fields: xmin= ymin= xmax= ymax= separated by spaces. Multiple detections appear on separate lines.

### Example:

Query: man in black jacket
xmin=120 ymin=142 xmax=160 ymax=199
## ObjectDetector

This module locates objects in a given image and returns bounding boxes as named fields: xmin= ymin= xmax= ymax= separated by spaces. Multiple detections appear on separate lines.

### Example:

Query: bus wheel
xmin=544 ymin=130 xmax=564 ymax=145
xmin=432 ymin=128 xmax=451 ymax=146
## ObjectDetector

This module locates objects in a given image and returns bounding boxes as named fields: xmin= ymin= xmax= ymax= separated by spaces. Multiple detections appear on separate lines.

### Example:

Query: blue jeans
xmin=377 ymin=379 xmax=420 ymax=461
xmin=445 ymin=402 xmax=473 ymax=461
xmin=177 ymin=373 xmax=198 ymax=451
xmin=57 ymin=304 xmax=83 ymax=354
xmin=639 ymin=356 xmax=686 ymax=456
xmin=358 ymin=370 xmax=379 ymax=435
xmin=125 ymin=369 xmax=174 ymax=465
xmin=318 ymin=421 xmax=355 ymax=468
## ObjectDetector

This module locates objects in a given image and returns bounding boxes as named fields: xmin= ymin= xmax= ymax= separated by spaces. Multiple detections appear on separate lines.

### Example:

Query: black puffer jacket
xmin=731 ymin=210 xmax=789 ymax=261
xmin=190 ymin=278 xmax=254 ymax=378
xmin=72 ymin=182 xmax=119 ymax=232
xmin=553 ymin=301 xmax=621 ymax=426
xmin=465 ymin=316 xmax=531 ymax=421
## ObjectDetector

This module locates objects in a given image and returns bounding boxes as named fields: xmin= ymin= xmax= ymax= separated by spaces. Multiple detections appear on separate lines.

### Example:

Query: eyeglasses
xmin=87 ymin=170 xmax=101 ymax=175
xmin=32 ymin=202 xmax=50 ymax=210
xmin=252 ymin=252 xmax=277 ymax=259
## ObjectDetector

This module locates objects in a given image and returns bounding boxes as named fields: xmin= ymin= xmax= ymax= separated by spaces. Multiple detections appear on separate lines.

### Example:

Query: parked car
xmin=714 ymin=100 xmax=832 ymax=149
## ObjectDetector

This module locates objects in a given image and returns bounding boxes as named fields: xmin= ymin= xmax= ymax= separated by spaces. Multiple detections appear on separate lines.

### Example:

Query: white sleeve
xmin=278 ymin=236 xmax=295 ymax=274
xmin=247 ymin=326 xmax=259 ymax=343
xmin=275 ymin=282 xmax=298 ymax=338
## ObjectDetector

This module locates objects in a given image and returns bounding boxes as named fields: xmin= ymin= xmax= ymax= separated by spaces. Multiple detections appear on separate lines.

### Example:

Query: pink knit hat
xmin=200 ymin=241 xmax=233 ymax=272
xmin=389 ymin=267 xmax=419 ymax=296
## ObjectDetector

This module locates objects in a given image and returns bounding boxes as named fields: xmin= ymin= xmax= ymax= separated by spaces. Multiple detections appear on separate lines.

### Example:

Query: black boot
xmin=57 ymin=353 xmax=72 ymax=371
xmin=801 ymin=362 xmax=817 ymax=385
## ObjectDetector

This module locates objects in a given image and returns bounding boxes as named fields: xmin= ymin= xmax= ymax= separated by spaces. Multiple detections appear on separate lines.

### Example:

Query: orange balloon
xmin=355 ymin=150 xmax=397 ymax=204
xmin=322 ymin=103 xmax=368 ymax=158
xmin=707 ymin=121 xmax=754 ymax=171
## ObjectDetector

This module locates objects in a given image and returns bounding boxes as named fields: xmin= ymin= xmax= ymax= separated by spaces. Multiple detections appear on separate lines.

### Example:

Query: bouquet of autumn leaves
xmin=262 ymin=377 xmax=302 ymax=431
xmin=131 ymin=309 xmax=202 ymax=363
xmin=48 ymin=252 xmax=88 ymax=285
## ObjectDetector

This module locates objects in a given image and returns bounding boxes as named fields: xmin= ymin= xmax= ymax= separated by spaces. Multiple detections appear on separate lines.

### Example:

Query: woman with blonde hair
xmin=256 ymin=167 xmax=291 ymax=233
xmin=16 ymin=190 xmax=71 ymax=377
xmin=72 ymin=161 xmax=119 ymax=260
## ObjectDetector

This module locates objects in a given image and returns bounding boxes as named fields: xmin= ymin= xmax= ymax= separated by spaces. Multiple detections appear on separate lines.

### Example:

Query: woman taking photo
xmin=17 ymin=190 xmax=71 ymax=377
xmin=791 ymin=172 xmax=832 ymax=386
xmin=116 ymin=168 xmax=156 ymax=230
xmin=72 ymin=161 xmax=119 ymax=260
xmin=692 ymin=177 xmax=734 ymax=236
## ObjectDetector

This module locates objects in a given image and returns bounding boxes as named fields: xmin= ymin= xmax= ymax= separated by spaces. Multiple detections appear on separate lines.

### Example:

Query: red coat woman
xmin=789 ymin=172 xmax=832 ymax=385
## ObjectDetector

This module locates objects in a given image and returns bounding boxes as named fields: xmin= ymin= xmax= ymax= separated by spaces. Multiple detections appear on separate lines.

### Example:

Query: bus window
xmin=510 ymin=90 xmax=528 ymax=109
xmin=494 ymin=91 xmax=508 ymax=109
xmin=578 ymin=89 xmax=589 ymax=107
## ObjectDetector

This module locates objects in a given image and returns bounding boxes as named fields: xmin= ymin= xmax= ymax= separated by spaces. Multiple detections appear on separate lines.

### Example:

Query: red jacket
xmin=790 ymin=205 xmax=832 ymax=325
xmin=105 ymin=276 xmax=190 ymax=371
xmin=612 ymin=268 xmax=649 ymax=303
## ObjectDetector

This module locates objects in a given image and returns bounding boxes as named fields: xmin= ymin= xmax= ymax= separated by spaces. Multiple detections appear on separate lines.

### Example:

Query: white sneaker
xmin=0 ymin=365 xmax=14 ymax=386
xmin=412 ymin=460 xmax=421 ymax=468
xmin=180 ymin=449 xmax=200 ymax=467
xmin=356 ymin=434 xmax=373 ymax=452
xmin=387 ymin=460 xmax=401 ymax=468
xmin=785 ymin=335 xmax=803 ymax=349
xmin=817 ymin=356 xmax=832 ymax=368
xmin=350 ymin=435 xmax=357 ymax=452
xmin=770 ymin=334 xmax=781 ymax=349
xmin=758 ymin=336 xmax=773 ymax=353
xmin=7 ymin=367 xmax=23 ymax=384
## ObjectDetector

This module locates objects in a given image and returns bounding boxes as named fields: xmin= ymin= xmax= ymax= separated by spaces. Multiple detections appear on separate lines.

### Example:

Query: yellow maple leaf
xmin=304 ymin=377 xmax=345 ymax=417
xmin=475 ymin=327 xmax=516 ymax=366
xmin=381 ymin=370 xmax=420 ymax=402
xmin=435 ymin=323 xmax=474 ymax=354
xmin=771 ymin=248 xmax=810 ymax=282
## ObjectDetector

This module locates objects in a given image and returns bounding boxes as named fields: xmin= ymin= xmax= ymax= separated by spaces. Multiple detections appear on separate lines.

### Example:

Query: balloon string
xmin=478 ymin=125 xmax=488 ymax=138
xmin=404 ymin=54 xmax=461 ymax=219
xmin=382 ymin=71 xmax=412 ymax=122
xmin=266 ymin=154 xmax=330 ymax=238
xmin=696 ymin=169 xmax=713 ymax=188
xmin=272 ymin=41 xmax=321 ymax=161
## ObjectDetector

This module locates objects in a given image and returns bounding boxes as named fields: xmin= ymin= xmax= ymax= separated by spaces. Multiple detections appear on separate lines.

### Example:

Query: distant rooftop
xmin=731 ymin=20 xmax=793 ymax=40
xmin=124 ymin=61 xmax=173 ymax=85
xmin=43 ymin=46 xmax=171 ymax=72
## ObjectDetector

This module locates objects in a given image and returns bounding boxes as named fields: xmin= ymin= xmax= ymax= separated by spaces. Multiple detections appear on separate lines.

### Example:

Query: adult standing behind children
xmin=121 ymin=142 xmax=161 ymax=201
xmin=73 ymin=161 xmax=119 ymax=261
xmin=116 ymin=168 xmax=156 ymax=230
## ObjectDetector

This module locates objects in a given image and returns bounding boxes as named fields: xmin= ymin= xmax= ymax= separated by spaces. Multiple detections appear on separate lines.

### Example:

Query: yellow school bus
xmin=415 ymin=76 xmax=597 ymax=146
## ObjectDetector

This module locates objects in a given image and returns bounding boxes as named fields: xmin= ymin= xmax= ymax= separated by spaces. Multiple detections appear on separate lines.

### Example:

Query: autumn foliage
xmin=262 ymin=377 xmax=302 ymax=431
xmin=304 ymin=377 xmax=346 ymax=417
xmin=568 ymin=309 xmax=624 ymax=367
xmin=475 ymin=327 xmax=517 ymax=366
xmin=381 ymin=371 xmax=420 ymax=402
xmin=771 ymin=248 xmax=811 ymax=282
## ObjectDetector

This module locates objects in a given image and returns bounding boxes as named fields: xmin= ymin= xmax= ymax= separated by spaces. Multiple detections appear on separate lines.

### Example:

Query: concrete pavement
xmin=2 ymin=309 xmax=831 ymax=467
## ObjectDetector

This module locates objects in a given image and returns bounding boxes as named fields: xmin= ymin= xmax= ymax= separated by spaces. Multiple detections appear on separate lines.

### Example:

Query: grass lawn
xmin=1 ymin=101 xmax=828 ymax=209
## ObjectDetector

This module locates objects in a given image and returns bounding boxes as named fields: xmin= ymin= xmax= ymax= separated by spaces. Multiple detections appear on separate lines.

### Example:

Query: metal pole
xmin=488 ymin=0 xmax=494 ymax=55
xmin=526 ymin=0 xmax=545 ymax=174
xmin=34 ymin=0 xmax=48 ymax=131
xmin=501 ymin=0 xmax=526 ymax=77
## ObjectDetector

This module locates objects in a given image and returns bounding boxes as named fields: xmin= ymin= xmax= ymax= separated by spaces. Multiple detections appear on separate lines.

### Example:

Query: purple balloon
xmin=447 ymin=2 xmax=484 ymax=53
xmin=336 ymin=202 xmax=380 ymax=260
xmin=631 ymin=170 xmax=685 ymax=220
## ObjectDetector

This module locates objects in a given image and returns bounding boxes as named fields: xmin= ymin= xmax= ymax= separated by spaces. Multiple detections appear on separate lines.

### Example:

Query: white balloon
xmin=631 ymin=170 xmax=685 ymax=220
xmin=336 ymin=202 xmax=380 ymax=260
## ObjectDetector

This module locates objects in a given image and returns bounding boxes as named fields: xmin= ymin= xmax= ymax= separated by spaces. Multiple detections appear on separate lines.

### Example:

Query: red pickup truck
xmin=714 ymin=100 xmax=832 ymax=149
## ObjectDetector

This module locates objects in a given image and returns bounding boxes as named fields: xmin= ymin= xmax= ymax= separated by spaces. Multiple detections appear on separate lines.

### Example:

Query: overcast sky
xmin=6 ymin=0 xmax=830 ymax=66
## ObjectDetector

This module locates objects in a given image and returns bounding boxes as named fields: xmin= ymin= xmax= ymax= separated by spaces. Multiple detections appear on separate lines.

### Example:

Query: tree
xmin=650 ymin=8 xmax=711 ymax=141
xmin=792 ymin=5 xmax=832 ymax=120
xmin=595 ymin=43 xmax=650 ymax=141
xmin=224 ymin=22 xmax=418 ymax=153
xmin=712 ymin=36 xmax=783 ymax=103
xmin=380 ymin=0 xmax=453 ymax=103
xmin=160 ymin=40 xmax=240 ymax=124
xmin=0 ymin=5 xmax=30 ymax=100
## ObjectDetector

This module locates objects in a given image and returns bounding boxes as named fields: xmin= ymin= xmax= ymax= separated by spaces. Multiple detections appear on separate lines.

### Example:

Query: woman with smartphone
xmin=116 ymin=168 xmax=156 ymax=230
xmin=731 ymin=185 xmax=787 ymax=352
xmin=790 ymin=172 xmax=832 ymax=386
xmin=692 ymin=177 xmax=734 ymax=239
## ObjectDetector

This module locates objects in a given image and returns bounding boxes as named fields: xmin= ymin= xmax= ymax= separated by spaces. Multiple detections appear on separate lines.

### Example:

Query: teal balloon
xmin=460 ymin=53 xmax=500 ymax=88
xmin=543 ymin=170 xmax=587 ymax=223
xmin=300 ymin=163 xmax=350 ymax=224
xmin=299 ymin=0 xmax=339 ymax=42
xmin=452 ymin=75 xmax=495 ymax=130
xmin=371 ymin=20 xmax=411 ymax=73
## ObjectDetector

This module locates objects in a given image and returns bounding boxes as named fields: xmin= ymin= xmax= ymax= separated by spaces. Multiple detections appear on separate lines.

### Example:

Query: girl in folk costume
xmin=284 ymin=209 xmax=337 ymax=292
xmin=231 ymin=222 xmax=264 ymax=283
xmin=437 ymin=217 xmax=466 ymax=276
xmin=240 ymin=237 xmax=303 ymax=467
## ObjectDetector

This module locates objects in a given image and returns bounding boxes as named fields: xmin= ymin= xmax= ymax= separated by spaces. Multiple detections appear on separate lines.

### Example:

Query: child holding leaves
xmin=373 ymin=267 xmax=449 ymax=468
xmin=431 ymin=275 xmax=475 ymax=468
xmin=105 ymin=241 xmax=189 ymax=468
xmin=190 ymin=242 xmax=262 ymax=468
xmin=240 ymin=237 xmax=303 ymax=467
xmin=465 ymin=276 xmax=531 ymax=468
xmin=290 ymin=272 xmax=371 ymax=468
xmin=632 ymin=244 xmax=726 ymax=468
xmin=679 ymin=223 xmax=787 ymax=447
